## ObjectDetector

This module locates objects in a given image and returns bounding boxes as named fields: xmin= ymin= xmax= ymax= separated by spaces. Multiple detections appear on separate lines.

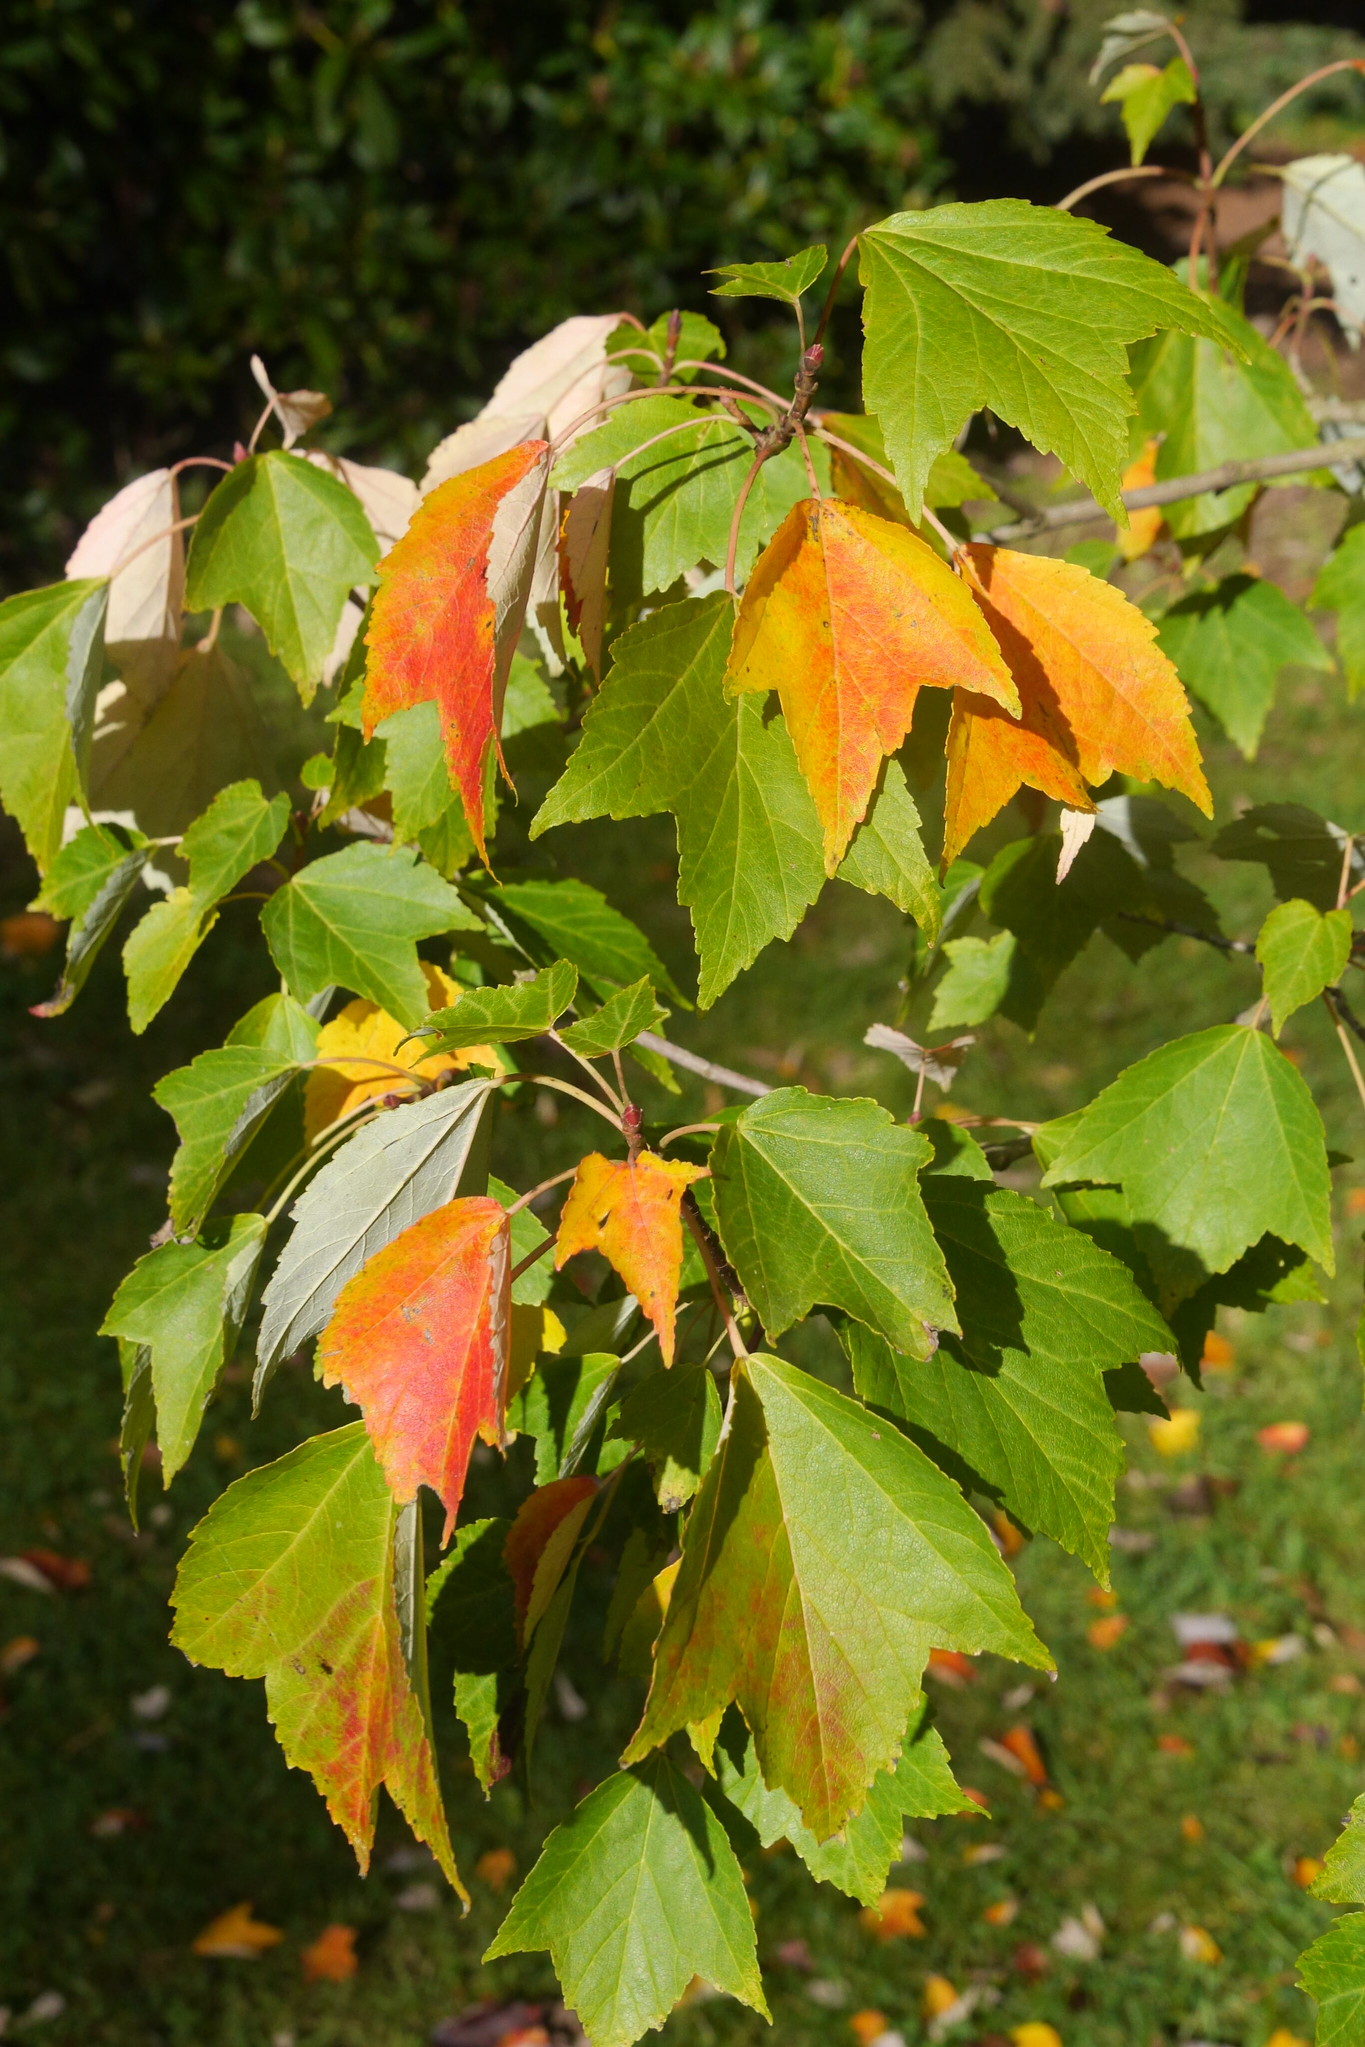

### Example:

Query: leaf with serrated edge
xmin=728 ymin=500 xmax=1017 ymax=869
xmin=1158 ymin=573 xmax=1331 ymax=759
xmin=712 ymin=1703 xmax=971 ymax=1905
xmin=708 ymin=244 xmax=828 ymax=304
xmin=31 ymin=826 xmax=149 ymax=1019
xmin=610 ymin=1365 xmax=722 ymax=1511
xmin=319 ymin=1196 xmax=509 ymax=1543
xmin=485 ymin=1753 xmax=767 ymax=2047
xmin=184 ymin=452 xmax=378 ymax=699
xmin=426 ymin=1515 xmax=517 ymax=1792
xmin=424 ymin=960 xmax=578 ymax=1052
xmin=859 ymin=199 xmax=1231 ymax=521
xmin=505 ymin=1475 xmax=598 ymax=1643
xmin=559 ymin=979 xmax=667 ymax=1059
xmin=0 ymin=579 xmax=108 ymax=872
xmin=155 ymin=1046 xmax=301 ymax=1233
xmin=844 ymin=1177 xmax=1175 ymax=1579
xmin=492 ymin=877 xmax=681 ymax=1003
xmin=171 ymin=1423 xmax=461 ymax=1895
xmin=261 ymin=841 xmax=479 ymax=1032
xmin=711 ymin=1086 xmax=956 ymax=1358
xmin=305 ymin=963 xmax=504 ymax=1144
xmin=1298 ymin=1913 xmax=1365 ymax=2047
xmin=1039 ymin=1024 xmax=1333 ymax=1308
xmin=255 ymin=1076 xmax=496 ymax=1397
xmin=1256 ymin=898 xmax=1353 ymax=1037
xmin=364 ymin=444 xmax=548 ymax=858
xmin=102 ymin=1216 xmax=266 ymax=1483
xmin=836 ymin=757 xmax=942 ymax=937
xmin=556 ymin=1153 xmax=706 ymax=1367
xmin=624 ymin=1353 xmax=1048 ymax=1839
xmin=1314 ymin=525 xmax=1365 ymax=698
xmin=1314 ymin=1795 xmax=1365 ymax=1905
xmin=1100 ymin=57 xmax=1196 ymax=166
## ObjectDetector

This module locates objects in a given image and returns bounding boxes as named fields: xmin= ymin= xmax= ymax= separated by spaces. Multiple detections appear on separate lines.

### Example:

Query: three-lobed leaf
xmin=708 ymin=244 xmax=827 ymax=305
xmin=1158 ymin=573 xmax=1332 ymax=759
xmin=424 ymin=960 xmax=578 ymax=1050
xmin=1256 ymin=898 xmax=1353 ymax=1036
xmin=555 ymin=1152 xmax=706 ymax=1367
xmin=0 ymin=579 xmax=108 ymax=872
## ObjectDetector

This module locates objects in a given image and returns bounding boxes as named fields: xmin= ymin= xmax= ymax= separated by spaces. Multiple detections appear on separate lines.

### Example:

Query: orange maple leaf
xmin=305 ymin=964 xmax=506 ymax=1143
xmin=504 ymin=1475 xmax=598 ymax=1644
xmin=942 ymin=545 xmax=1211 ymax=866
xmin=555 ymin=1150 xmax=706 ymax=1366
xmin=301 ymin=1923 xmax=358 ymax=1983
xmin=1119 ymin=437 xmax=1163 ymax=562
xmin=727 ymin=498 xmax=1019 ymax=870
xmin=363 ymin=441 xmax=549 ymax=859
xmin=317 ymin=1196 xmax=510 ymax=1543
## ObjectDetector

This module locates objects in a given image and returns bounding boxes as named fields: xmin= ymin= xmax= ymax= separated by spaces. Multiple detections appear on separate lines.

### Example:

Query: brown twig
xmin=683 ymin=1199 xmax=747 ymax=1360
xmin=634 ymin=1032 xmax=771 ymax=1098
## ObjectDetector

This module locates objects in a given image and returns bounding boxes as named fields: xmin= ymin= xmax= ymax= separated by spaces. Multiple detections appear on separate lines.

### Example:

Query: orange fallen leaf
xmin=1117 ymin=438 xmax=1163 ymax=562
xmin=1157 ymin=1733 xmax=1195 ymax=1756
xmin=992 ymin=1509 xmax=1025 ymax=1558
xmin=922 ymin=1975 xmax=960 ymax=2018
xmin=960 ymin=1786 xmax=991 ymax=1811
xmin=944 ymin=544 xmax=1210 ymax=865
xmin=305 ymin=965 xmax=505 ymax=1142
xmin=1087 ymin=1586 xmax=1118 ymax=1610
xmin=0 ymin=1634 xmax=39 ymax=1676
xmin=1148 ymin=1406 xmax=1200 ymax=1456
xmin=1178 ymin=1923 xmax=1222 ymax=1964
xmin=364 ymin=440 xmax=549 ymax=859
xmin=1258 ymin=1421 xmax=1310 ymax=1455
xmin=301 ymin=1923 xmax=358 ymax=1983
xmin=728 ymin=498 xmax=1018 ymax=869
xmin=849 ymin=2009 xmax=889 ymax=2044
xmin=89 ymin=1806 xmax=146 ymax=1838
xmin=555 ymin=1151 xmax=706 ymax=1366
xmin=192 ymin=1902 xmax=284 ymax=1958
xmin=1180 ymin=1814 xmax=1205 ymax=1843
xmin=1087 ymin=1614 xmax=1129 ymax=1651
xmin=983 ymin=1897 xmax=1019 ymax=1927
xmin=1036 ymin=1788 xmax=1066 ymax=1812
xmin=558 ymin=470 xmax=614 ymax=681
xmin=19 ymin=1548 xmax=90 ymax=1591
xmin=927 ymin=1647 xmax=976 ymax=1687
xmin=1346 ymin=1188 xmax=1365 ymax=1216
xmin=1294 ymin=1855 xmax=1325 ymax=1888
xmin=0 ymin=911 xmax=62 ymax=961
xmin=1011 ymin=2027 xmax=1062 ymax=2047
xmin=474 ymin=1847 xmax=518 ymax=1893
xmin=1200 ymin=1329 xmax=1235 ymax=1371
xmin=1265 ymin=2031 xmax=1310 ymax=2047
xmin=318 ymin=1196 xmax=510 ymax=1543
xmin=504 ymin=1476 xmax=599 ymax=1643
xmin=999 ymin=1725 xmax=1048 ymax=1786
xmin=859 ymin=1887 xmax=926 ymax=1939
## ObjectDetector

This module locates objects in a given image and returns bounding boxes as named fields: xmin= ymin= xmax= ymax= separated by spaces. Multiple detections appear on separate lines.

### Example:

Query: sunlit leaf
xmin=556 ymin=1152 xmax=706 ymax=1366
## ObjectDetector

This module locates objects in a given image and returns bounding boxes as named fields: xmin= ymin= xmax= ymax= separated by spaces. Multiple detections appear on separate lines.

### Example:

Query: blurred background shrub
xmin=2 ymin=0 xmax=1362 ymax=588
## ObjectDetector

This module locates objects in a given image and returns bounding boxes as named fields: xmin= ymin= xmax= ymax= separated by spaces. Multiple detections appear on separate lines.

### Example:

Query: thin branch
xmin=813 ymin=233 xmax=860 ymax=349
xmin=722 ymin=343 xmax=824 ymax=594
xmin=245 ymin=398 xmax=275 ymax=456
xmin=1055 ymin=163 xmax=1188 ymax=213
xmin=546 ymin=1028 xmax=626 ymax=1112
xmin=674 ymin=362 xmax=790 ymax=411
xmin=684 ymin=1200 xmax=746 ymax=1360
xmin=1213 ymin=59 xmax=1365 ymax=188
xmin=635 ymin=1031 xmax=771 ymax=1098
xmin=506 ymin=1165 xmax=580 ymax=1219
xmin=510 ymin=1232 xmax=557 ymax=1284
xmin=986 ymin=436 xmax=1365 ymax=542
xmin=518 ymin=1073 xmax=624 ymax=1130
xmin=796 ymin=426 xmax=822 ymax=498
xmin=724 ymin=452 xmax=768 ymax=597
xmin=1338 ymin=832 xmax=1357 ymax=912
xmin=918 ymin=502 xmax=962 ymax=557
xmin=1117 ymin=911 xmax=1254 ymax=955
xmin=1324 ymin=989 xmax=1365 ymax=1119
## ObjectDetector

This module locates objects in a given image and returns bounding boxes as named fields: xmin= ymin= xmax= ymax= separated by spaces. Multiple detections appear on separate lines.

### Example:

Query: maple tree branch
xmin=245 ymin=398 xmax=275 ymax=456
xmin=1116 ymin=910 xmax=1254 ymax=955
xmin=723 ymin=343 xmax=824 ymax=594
xmin=1213 ymin=59 xmax=1365 ymax=187
xmin=1323 ymin=989 xmax=1365 ymax=1120
xmin=813 ymin=233 xmax=860 ymax=349
xmin=506 ymin=1166 xmax=580 ymax=1219
xmin=634 ymin=1031 xmax=771 ymax=1097
xmin=509 ymin=1232 xmax=557 ymax=1284
xmin=683 ymin=1198 xmax=747 ymax=1360
xmin=657 ymin=309 xmax=682 ymax=387
xmin=674 ymin=362 xmax=787 ymax=411
xmin=1055 ymin=164 xmax=1188 ymax=213
xmin=986 ymin=436 xmax=1365 ymax=542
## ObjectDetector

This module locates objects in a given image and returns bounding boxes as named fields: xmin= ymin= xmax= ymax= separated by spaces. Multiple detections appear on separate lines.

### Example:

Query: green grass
xmin=3 ymin=653 xmax=1365 ymax=2046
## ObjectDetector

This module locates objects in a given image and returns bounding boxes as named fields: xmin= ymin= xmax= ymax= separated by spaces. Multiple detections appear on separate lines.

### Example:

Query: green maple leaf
xmin=534 ymin=595 xmax=929 ymax=1007
xmin=843 ymin=1176 xmax=1174 ymax=1579
xmin=858 ymin=199 xmax=1230 ymax=521
xmin=609 ymin=1364 xmax=722 ymax=1512
xmin=491 ymin=877 xmax=683 ymax=1002
xmin=426 ymin=1516 xmax=517 ymax=1794
xmin=1314 ymin=524 xmax=1365 ymax=699
xmin=485 ymin=1754 xmax=767 ymax=2047
xmin=1211 ymin=802 xmax=1364 ymax=912
xmin=711 ymin=1703 xmax=971 ymax=1906
xmin=153 ymin=1001 xmax=319 ymax=1233
xmin=836 ymin=758 xmax=941 ymax=937
xmin=558 ymin=978 xmax=668 ymax=1060
xmin=623 ymin=1352 xmax=1048 ymax=1840
xmin=261 ymin=840 xmax=479 ymax=1030
xmin=1314 ymin=1795 xmax=1365 ymax=1905
xmin=171 ymin=1423 xmax=460 ymax=1891
xmin=101 ymin=1213 xmax=266 ymax=1484
xmin=254 ymin=1074 xmax=497 ymax=1394
xmin=184 ymin=451 xmax=378 ymax=699
xmin=1100 ymin=57 xmax=1196 ymax=166
xmin=1158 ymin=574 xmax=1331 ymax=758
xmin=0 ymin=579 xmax=107 ymax=872
xmin=31 ymin=822 xmax=150 ymax=1018
xmin=424 ymin=960 xmax=578 ymax=1050
xmin=1298 ymin=1913 xmax=1365 ymax=2047
xmin=711 ymin=1086 xmax=957 ymax=1358
xmin=708 ymin=244 xmax=828 ymax=305
xmin=1256 ymin=898 xmax=1353 ymax=1037
xmin=1129 ymin=294 xmax=1322 ymax=539
xmin=1038 ymin=1024 xmax=1334 ymax=1308
xmin=123 ymin=779 xmax=290 ymax=1032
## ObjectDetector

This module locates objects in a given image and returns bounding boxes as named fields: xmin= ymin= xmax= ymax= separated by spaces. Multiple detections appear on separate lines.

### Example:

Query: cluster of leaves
xmin=6 ymin=20 xmax=1365 ymax=2041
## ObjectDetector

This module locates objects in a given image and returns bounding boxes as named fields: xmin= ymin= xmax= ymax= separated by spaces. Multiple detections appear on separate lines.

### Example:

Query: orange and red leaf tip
xmin=727 ymin=498 xmax=1018 ymax=871
xmin=555 ymin=1151 xmax=706 ymax=1367
xmin=363 ymin=441 xmax=549 ymax=861
xmin=317 ymin=1195 xmax=510 ymax=1544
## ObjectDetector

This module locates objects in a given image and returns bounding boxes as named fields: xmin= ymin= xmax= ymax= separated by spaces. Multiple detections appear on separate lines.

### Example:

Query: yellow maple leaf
xmin=305 ymin=962 xmax=505 ymax=1142
xmin=192 ymin=1902 xmax=284 ymax=1958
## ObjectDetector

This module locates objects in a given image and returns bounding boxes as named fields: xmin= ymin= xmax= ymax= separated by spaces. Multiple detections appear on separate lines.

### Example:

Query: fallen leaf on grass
xmin=1148 ymin=1407 xmax=1200 ymax=1456
xmin=1037 ymin=1788 xmax=1065 ymax=1811
xmin=89 ymin=1807 xmax=146 ymax=1838
xmin=0 ymin=911 xmax=62 ymax=960
xmin=1087 ymin=1614 xmax=1129 ymax=1651
xmin=999 ymin=1725 xmax=1048 ymax=1786
xmin=0 ymin=1635 xmax=39 ymax=1676
xmin=1011 ymin=2026 xmax=1063 ymax=2047
xmin=192 ymin=1902 xmax=284 ymax=1958
xmin=1200 ymin=1329 xmax=1235 ymax=1371
xmin=301 ymin=1923 xmax=358 ymax=1983
xmin=1257 ymin=1421 xmax=1310 ymax=1454
xmin=963 ymin=1842 xmax=1007 ymax=1866
xmin=1011 ymin=1944 xmax=1048 ymax=1981
xmin=922 ymin=1976 xmax=960 ymax=2019
xmin=1177 ymin=1923 xmax=1222 ymax=1964
xmin=984 ymin=1898 xmax=1019 ymax=1926
xmin=1052 ymin=1907 xmax=1102 ymax=1960
xmin=474 ymin=1847 xmax=517 ymax=1893
xmin=1264 ymin=2031 xmax=1310 ymax=2047
xmin=0 ymin=1558 xmax=53 ymax=1593
xmin=1157 ymin=1734 xmax=1195 ymax=1756
xmin=19 ymin=1548 xmax=91 ymax=1591
xmin=850 ymin=2009 xmax=890 ymax=2044
xmin=1293 ymin=1855 xmax=1325 ymax=1888
xmin=1180 ymin=1814 xmax=1204 ymax=1843
xmin=859 ymin=1888 xmax=926 ymax=1939
xmin=927 ymin=1648 xmax=976 ymax=1687
xmin=1086 ymin=1586 xmax=1118 ymax=1610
